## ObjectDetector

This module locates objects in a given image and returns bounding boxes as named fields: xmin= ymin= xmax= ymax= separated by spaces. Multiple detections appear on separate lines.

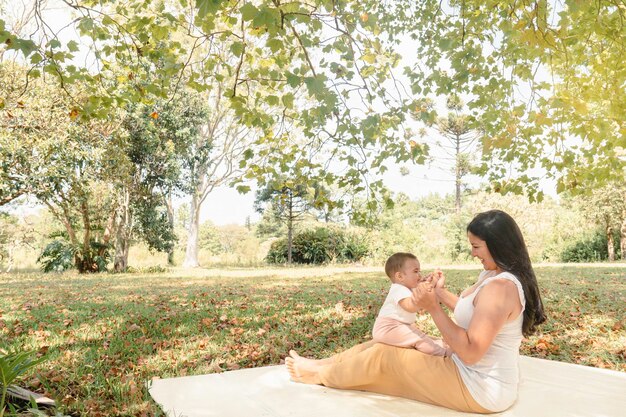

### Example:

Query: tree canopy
xmin=1 ymin=0 xmax=624 ymax=218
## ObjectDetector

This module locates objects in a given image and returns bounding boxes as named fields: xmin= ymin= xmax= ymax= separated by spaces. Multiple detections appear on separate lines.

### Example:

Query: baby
xmin=372 ymin=252 xmax=450 ymax=356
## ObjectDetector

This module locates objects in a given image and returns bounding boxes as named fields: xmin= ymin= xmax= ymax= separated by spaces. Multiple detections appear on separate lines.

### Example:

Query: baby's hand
xmin=430 ymin=269 xmax=446 ymax=289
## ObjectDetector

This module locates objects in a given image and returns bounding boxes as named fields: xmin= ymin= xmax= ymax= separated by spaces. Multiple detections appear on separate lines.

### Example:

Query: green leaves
xmin=304 ymin=74 xmax=327 ymax=98
xmin=47 ymin=39 xmax=61 ymax=49
xmin=252 ymin=6 xmax=281 ymax=33
xmin=285 ymin=72 xmax=301 ymax=88
xmin=4 ymin=38 xmax=38 ymax=57
xmin=77 ymin=17 xmax=94 ymax=33
xmin=196 ymin=0 xmax=222 ymax=19
xmin=236 ymin=185 xmax=251 ymax=193
xmin=67 ymin=40 xmax=80 ymax=52
xmin=240 ymin=3 xmax=258 ymax=21
xmin=0 ymin=349 xmax=47 ymax=416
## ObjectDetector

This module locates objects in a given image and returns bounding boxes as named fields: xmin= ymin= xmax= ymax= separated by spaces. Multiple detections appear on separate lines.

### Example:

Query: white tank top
xmin=451 ymin=270 xmax=526 ymax=412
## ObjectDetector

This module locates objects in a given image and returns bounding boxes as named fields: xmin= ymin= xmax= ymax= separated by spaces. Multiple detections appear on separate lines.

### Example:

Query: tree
xmin=179 ymin=85 xmax=255 ymax=268
xmin=198 ymin=221 xmax=222 ymax=256
xmin=1 ymin=0 xmax=424 ymax=226
xmin=433 ymin=95 xmax=478 ymax=214
xmin=403 ymin=1 xmax=626 ymax=199
xmin=0 ymin=62 xmax=75 ymax=207
xmin=0 ymin=63 xmax=119 ymax=272
xmin=579 ymin=185 xmax=625 ymax=262
xmin=5 ymin=0 xmax=624 ymax=233
xmin=0 ymin=211 xmax=35 ymax=272
xmin=254 ymin=177 xmax=318 ymax=264
xmin=118 ymin=95 xmax=208 ymax=270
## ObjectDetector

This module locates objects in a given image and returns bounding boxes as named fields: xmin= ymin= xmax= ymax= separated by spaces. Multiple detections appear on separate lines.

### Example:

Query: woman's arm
xmin=434 ymin=287 xmax=459 ymax=310
xmin=413 ymin=280 xmax=517 ymax=364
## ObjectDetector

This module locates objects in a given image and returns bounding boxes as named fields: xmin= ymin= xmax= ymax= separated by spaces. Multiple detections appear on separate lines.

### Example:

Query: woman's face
xmin=468 ymin=232 xmax=499 ymax=271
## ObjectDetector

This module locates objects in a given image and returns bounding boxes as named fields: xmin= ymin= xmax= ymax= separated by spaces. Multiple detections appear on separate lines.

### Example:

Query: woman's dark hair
xmin=467 ymin=210 xmax=546 ymax=336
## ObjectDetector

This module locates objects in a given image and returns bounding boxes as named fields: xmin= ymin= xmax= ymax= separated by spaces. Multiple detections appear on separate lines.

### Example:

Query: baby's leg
xmin=373 ymin=317 xmax=447 ymax=356
xmin=373 ymin=317 xmax=422 ymax=347
xmin=407 ymin=324 xmax=450 ymax=356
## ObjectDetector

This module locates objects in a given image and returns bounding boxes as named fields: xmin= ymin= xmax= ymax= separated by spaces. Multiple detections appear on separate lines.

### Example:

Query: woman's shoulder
xmin=481 ymin=271 xmax=519 ymax=284
xmin=480 ymin=271 xmax=526 ymax=306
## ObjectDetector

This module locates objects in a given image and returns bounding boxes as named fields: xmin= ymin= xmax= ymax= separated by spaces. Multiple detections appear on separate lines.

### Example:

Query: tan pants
xmin=318 ymin=341 xmax=493 ymax=414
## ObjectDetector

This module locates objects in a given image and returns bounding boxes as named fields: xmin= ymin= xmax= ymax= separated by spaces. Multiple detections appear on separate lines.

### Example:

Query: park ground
xmin=1 ymin=264 xmax=625 ymax=416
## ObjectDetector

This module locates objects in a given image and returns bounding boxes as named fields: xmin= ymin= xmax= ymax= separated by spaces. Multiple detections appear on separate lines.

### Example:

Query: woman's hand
xmin=411 ymin=281 xmax=438 ymax=312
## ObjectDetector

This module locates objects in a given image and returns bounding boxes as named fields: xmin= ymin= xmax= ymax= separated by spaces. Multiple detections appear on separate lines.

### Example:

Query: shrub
xmin=560 ymin=230 xmax=621 ymax=262
xmin=266 ymin=226 xmax=369 ymax=265
xmin=266 ymin=239 xmax=288 ymax=264
xmin=37 ymin=240 xmax=75 ymax=272
xmin=37 ymin=239 xmax=111 ymax=273
xmin=0 ymin=349 xmax=47 ymax=416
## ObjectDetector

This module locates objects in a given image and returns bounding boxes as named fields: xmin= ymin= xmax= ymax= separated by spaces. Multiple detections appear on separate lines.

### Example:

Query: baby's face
xmin=398 ymin=258 xmax=422 ymax=289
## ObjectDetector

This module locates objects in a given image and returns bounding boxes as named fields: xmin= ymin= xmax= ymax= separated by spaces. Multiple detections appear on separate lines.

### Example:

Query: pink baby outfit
xmin=372 ymin=283 xmax=449 ymax=356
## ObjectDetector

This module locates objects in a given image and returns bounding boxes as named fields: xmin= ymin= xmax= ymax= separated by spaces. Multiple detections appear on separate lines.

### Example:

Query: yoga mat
xmin=149 ymin=356 xmax=626 ymax=416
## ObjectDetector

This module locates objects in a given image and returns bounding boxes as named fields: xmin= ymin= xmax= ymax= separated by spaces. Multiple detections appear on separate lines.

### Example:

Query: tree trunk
xmin=99 ymin=208 xmax=116 ymax=265
xmin=77 ymin=198 xmax=99 ymax=273
xmin=621 ymin=209 xmax=626 ymax=260
xmin=114 ymin=189 xmax=131 ymax=272
xmin=5 ymin=245 xmax=13 ymax=273
xmin=165 ymin=193 xmax=175 ymax=265
xmin=287 ymin=217 xmax=293 ymax=264
xmin=183 ymin=194 xmax=201 ymax=268
xmin=287 ymin=193 xmax=293 ymax=264
xmin=114 ymin=233 xmax=130 ymax=272
xmin=455 ymin=133 xmax=461 ymax=214
xmin=606 ymin=224 xmax=615 ymax=262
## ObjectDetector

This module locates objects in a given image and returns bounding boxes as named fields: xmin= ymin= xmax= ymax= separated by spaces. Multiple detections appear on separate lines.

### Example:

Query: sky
xmin=198 ymin=162 xmax=557 ymax=226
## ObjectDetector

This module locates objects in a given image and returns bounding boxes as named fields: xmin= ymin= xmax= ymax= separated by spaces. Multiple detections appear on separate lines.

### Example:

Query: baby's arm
xmin=398 ymin=296 xmax=421 ymax=313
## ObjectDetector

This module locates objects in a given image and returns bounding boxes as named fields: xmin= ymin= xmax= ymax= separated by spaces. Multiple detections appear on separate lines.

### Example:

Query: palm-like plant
xmin=0 ymin=349 xmax=46 ymax=417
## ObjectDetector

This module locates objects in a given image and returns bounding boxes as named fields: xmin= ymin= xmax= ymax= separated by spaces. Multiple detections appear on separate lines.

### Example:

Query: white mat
xmin=149 ymin=356 xmax=626 ymax=416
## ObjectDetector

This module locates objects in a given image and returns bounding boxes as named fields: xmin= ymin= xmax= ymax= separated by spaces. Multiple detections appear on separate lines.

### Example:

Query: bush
xmin=37 ymin=239 xmax=111 ymax=273
xmin=265 ymin=239 xmax=288 ymax=264
xmin=560 ymin=230 xmax=621 ymax=262
xmin=37 ymin=240 xmax=75 ymax=272
xmin=266 ymin=226 xmax=369 ymax=265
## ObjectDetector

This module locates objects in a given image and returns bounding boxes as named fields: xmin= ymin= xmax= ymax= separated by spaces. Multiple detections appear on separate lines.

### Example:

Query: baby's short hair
xmin=385 ymin=252 xmax=417 ymax=281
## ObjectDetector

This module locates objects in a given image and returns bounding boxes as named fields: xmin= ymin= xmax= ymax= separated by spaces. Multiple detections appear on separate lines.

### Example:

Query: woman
xmin=286 ymin=210 xmax=546 ymax=413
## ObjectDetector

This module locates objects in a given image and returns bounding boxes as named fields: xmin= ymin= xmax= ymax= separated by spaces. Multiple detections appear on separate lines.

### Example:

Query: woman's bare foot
xmin=285 ymin=357 xmax=323 ymax=384
xmin=289 ymin=350 xmax=334 ymax=366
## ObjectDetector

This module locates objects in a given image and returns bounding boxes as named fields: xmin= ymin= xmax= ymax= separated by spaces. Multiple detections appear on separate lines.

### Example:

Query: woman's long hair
xmin=467 ymin=210 xmax=546 ymax=336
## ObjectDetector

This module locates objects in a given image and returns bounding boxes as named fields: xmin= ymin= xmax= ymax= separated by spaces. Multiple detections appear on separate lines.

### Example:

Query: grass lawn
xmin=1 ymin=266 xmax=625 ymax=416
